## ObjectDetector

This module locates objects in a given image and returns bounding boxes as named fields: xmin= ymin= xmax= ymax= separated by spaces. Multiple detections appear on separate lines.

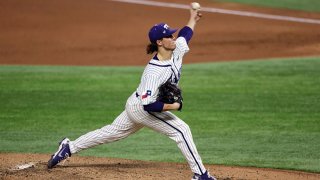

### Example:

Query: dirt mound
xmin=1 ymin=153 xmax=319 ymax=180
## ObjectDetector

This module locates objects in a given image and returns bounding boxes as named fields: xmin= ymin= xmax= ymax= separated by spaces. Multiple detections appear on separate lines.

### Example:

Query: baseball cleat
xmin=47 ymin=138 xmax=71 ymax=169
xmin=192 ymin=171 xmax=217 ymax=180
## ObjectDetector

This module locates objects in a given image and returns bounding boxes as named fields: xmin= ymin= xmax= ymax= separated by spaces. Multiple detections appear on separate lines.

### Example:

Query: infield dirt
xmin=1 ymin=0 xmax=320 ymax=66
xmin=0 ymin=0 xmax=320 ymax=179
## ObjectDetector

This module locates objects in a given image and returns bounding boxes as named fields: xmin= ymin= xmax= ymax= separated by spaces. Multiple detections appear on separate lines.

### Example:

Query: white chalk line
xmin=111 ymin=0 xmax=320 ymax=25
xmin=10 ymin=162 xmax=37 ymax=171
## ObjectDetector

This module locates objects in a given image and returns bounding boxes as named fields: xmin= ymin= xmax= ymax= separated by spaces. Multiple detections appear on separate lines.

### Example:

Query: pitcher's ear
xmin=156 ymin=39 xmax=163 ymax=46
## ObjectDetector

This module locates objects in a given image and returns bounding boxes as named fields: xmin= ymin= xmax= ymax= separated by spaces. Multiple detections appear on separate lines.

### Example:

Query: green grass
xmin=0 ymin=57 xmax=320 ymax=172
xmin=215 ymin=0 xmax=320 ymax=12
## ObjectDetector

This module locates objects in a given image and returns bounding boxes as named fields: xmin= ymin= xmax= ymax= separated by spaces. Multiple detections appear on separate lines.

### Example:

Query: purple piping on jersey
xmin=178 ymin=26 xmax=193 ymax=44
xmin=148 ymin=112 xmax=204 ymax=175
xmin=171 ymin=54 xmax=181 ymax=83
xmin=153 ymin=54 xmax=159 ymax=60
xmin=148 ymin=62 xmax=172 ymax=67
xmin=143 ymin=101 xmax=164 ymax=112
xmin=171 ymin=68 xmax=178 ymax=83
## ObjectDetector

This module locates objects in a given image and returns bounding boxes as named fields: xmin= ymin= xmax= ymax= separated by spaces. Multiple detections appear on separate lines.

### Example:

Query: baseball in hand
xmin=191 ymin=2 xmax=201 ymax=10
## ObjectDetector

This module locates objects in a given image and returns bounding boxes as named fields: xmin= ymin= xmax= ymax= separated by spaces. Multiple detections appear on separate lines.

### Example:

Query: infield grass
xmin=215 ymin=0 xmax=320 ymax=12
xmin=0 ymin=57 xmax=320 ymax=172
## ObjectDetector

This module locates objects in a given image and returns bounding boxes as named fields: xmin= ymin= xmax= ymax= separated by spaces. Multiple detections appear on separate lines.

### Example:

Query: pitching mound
xmin=1 ymin=153 xmax=319 ymax=180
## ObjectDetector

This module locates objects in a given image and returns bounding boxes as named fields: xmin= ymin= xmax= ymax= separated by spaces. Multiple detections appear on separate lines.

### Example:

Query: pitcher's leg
xmin=144 ymin=112 xmax=206 ymax=175
xmin=69 ymin=111 xmax=143 ymax=154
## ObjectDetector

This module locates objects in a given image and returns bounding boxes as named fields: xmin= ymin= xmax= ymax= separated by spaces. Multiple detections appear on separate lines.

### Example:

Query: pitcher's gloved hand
xmin=157 ymin=81 xmax=183 ymax=111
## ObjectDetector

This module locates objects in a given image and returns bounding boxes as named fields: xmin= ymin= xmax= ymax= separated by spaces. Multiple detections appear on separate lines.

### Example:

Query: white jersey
xmin=135 ymin=37 xmax=190 ymax=105
xmin=68 ymin=36 xmax=207 ymax=175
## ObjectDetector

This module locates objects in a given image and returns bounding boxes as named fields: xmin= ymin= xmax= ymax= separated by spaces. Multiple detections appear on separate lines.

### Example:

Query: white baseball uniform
xmin=68 ymin=36 xmax=207 ymax=175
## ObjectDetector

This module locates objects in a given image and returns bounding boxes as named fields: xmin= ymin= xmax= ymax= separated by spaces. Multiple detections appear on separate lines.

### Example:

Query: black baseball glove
xmin=157 ymin=81 xmax=183 ymax=111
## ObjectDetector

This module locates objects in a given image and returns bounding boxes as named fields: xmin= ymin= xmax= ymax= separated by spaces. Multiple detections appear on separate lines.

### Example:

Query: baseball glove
xmin=157 ymin=81 xmax=183 ymax=111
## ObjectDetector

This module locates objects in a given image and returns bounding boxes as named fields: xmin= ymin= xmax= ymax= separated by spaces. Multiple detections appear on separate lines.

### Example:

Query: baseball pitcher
xmin=47 ymin=3 xmax=216 ymax=180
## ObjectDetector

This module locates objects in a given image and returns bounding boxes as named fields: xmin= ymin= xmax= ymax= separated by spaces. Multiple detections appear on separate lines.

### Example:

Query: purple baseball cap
xmin=148 ymin=23 xmax=178 ymax=43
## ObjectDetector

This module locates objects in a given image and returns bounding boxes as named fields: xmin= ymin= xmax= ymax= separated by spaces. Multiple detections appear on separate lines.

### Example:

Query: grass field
xmin=0 ymin=57 xmax=319 ymax=172
xmin=216 ymin=0 xmax=320 ymax=12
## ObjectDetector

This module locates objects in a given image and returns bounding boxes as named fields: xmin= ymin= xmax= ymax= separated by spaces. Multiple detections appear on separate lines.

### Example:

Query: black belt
xmin=135 ymin=92 xmax=139 ymax=97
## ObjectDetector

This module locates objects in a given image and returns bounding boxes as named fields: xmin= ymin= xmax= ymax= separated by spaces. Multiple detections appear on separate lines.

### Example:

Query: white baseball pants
xmin=69 ymin=93 xmax=206 ymax=175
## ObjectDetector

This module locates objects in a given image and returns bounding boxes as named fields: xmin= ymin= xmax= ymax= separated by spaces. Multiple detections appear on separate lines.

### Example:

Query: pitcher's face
xmin=158 ymin=34 xmax=176 ymax=50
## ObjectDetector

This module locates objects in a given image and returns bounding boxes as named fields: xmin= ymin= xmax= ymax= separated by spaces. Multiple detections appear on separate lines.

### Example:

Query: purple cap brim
xmin=168 ymin=29 xmax=178 ymax=35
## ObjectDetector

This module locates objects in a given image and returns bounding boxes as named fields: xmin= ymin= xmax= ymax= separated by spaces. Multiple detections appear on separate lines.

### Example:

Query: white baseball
xmin=191 ymin=2 xmax=201 ymax=10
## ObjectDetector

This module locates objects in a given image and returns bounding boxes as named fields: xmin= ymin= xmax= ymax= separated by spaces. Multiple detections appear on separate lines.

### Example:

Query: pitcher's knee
xmin=180 ymin=123 xmax=191 ymax=135
xmin=169 ymin=124 xmax=191 ymax=143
